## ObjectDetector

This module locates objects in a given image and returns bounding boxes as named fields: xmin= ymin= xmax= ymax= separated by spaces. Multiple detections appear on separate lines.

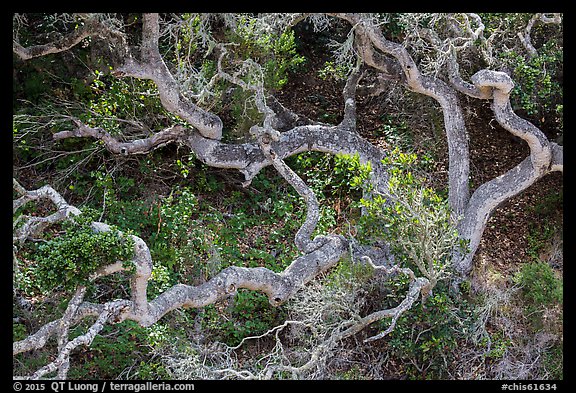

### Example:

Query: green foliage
xmin=232 ymin=16 xmax=306 ymax=90
xmin=81 ymin=70 xmax=176 ymax=133
xmin=291 ymin=151 xmax=371 ymax=205
xmin=373 ymin=13 xmax=407 ymax=41
xmin=526 ymin=224 xmax=556 ymax=262
xmin=326 ymin=254 xmax=375 ymax=290
xmin=478 ymin=331 xmax=513 ymax=360
xmin=391 ymin=13 xmax=564 ymax=139
xmin=18 ymin=210 xmax=134 ymax=296
xmin=358 ymin=148 xmax=459 ymax=284
xmin=381 ymin=283 xmax=474 ymax=379
xmin=135 ymin=361 xmax=172 ymax=380
xmin=318 ymin=61 xmax=351 ymax=81
xmin=172 ymin=14 xmax=203 ymax=57
xmin=498 ymin=38 xmax=563 ymax=135
xmin=67 ymin=321 xmax=150 ymax=379
xmin=13 ymin=323 xmax=28 ymax=342
xmin=542 ymin=343 xmax=563 ymax=380
xmin=514 ymin=261 xmax=562 ymax=309
xmin=85 ymin=166 xmax=307 ymax=298
xmin=333 ymin=153 xmax=373 ymax=193
xmin=289 ymin=152 xmax=374 ymax=238
xmin=373 ymin=114 xmax=414 ymax=150
xmin=219 ymin=16 xmax=305 ymax=135
xmin=529 ymin=188 xmax=563 ymax=218
xmin=73 ymin=152 xmax=380 ymax=352
xmin=202 ymin=290 xmax=287 ymax=346
xmin=13 ymin=13 xmax=564 ymax=380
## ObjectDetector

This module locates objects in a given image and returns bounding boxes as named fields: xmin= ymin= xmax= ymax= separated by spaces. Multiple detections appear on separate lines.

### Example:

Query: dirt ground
xmin=275 ymin=48 xmax=563 ymax=284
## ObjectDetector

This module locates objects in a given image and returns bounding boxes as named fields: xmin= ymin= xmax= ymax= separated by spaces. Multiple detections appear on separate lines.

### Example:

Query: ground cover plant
xmin=13 ymin=13 xmax=562 ymax=380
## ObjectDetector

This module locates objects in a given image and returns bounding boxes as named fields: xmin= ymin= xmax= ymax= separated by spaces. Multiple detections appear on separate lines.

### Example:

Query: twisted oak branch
xmin=452 ymin=70 xmax=563 ymax=275
xmin=232 ymin=257 xmax=430 ymax=379
xmin=12 ymin=176 xmax=348 ymax=378
xmin=336 ymin=13 xmax=470 ymax=217
xmin=13 ymin=179 xmax=81 ymax=244
xmin=12 ymin=14 xmax=122 ymax=61
xmin=53 ymin=121 xmax=189 ymax=156
xmin=113 ymin=14 xmax=223 ymax=140
xmin=53 ymin=120 xmax=389 ymax=192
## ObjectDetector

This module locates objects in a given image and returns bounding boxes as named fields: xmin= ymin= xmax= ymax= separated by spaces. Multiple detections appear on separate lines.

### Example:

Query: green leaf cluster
xmin=290 ymin=152 xmax=373 ymax=236
xmin=514 ymin=261 xmax=562 ymax=309
xmin=202 ymin=289 xmax=287 ymax=347
xmin=19 ymin=211 xmax=134 ymax=296
xmin=232 ymin=16 xmax=306 ymax=89
xmin=291 ymin=152 xmax=371 ymax=201
xmin=358 ymin=148 xmax=458 ymax=284
xmin=80 ymin=70 xmax=175 ymax=134
xmin=318 ymin=61 xmax=351 ymax=81
xmin=381 ymin=283 xmax=475 ymax=379
xmin=499 ymin=42 xmax=563 ymax=134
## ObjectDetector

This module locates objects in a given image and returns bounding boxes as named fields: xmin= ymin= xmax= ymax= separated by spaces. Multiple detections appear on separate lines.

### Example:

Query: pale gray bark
xmin=12 ymin=14 xmax=119 ymax=60
xmin=450 ymin=69 xmax=562 ymax=276
xmin=114 ymin=14 xmax=223 ymax=140
xmin=336 ymin=13 xmax=470 ymax=217
xmin=13 ymin=179 xmax=81 ymax=244
xmin=53 ymin=118 xmax=389 ymax=192
xmin=13 ymin=12 xmax=563 ymax=379
xmin=332 ymin=13 xmax=563 ymax=278
xmin=12 ymin=179 xmax=349 ymax=378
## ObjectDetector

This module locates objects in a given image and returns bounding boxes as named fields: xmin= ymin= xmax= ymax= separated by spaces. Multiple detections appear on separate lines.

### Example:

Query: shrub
xmin=67 ymin=321 xmax=150 ymax=379
xmin=17 ymin=210 xmax=135 ymax=296
xmin=231 ymin=16 xmax=306 ymax=90
xmin=202 ymin=290 xmax=288 ymax=347
xmin=382 ymin=283 xmax=474 ymax=379
xmin=515 ymin=261 xmax=562 ymax=309
xmin=358 ymin=148 xmax=460 ymax=287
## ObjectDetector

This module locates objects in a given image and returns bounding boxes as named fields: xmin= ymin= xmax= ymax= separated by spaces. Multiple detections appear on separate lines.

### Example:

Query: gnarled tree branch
xmin=13 ymin=14 xmax=121 ymax=61
xmin=337 ymin=13 xmax=470 ymax=218
xmin=452 ymin=69 xmax=562 ymax=276
xmin=12 ymin=173 xmax=348 ymax=378
xmin=113 ymin=14 xmax=223 ymax=140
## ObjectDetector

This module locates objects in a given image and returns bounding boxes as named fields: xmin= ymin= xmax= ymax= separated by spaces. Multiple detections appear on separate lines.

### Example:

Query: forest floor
xmin=275 ymin=45 xmax=563 ymax=288
xmin=13 ymin=26 xmax=563 ymax=379
xmin=272 ymin=46 xmax=563 ymax=379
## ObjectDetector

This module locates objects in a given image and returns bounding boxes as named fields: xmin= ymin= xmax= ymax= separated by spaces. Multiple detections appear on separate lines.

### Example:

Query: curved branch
xmin=471 ymin=70 xmax=552 ymax=173
xmin=53 ymin=120 xmax=390 ymax=193
xmin=446 ymin=47 xmax=492 ymax=99
xmin=13 ymin=14 xmax=116 ymax=61
xmin=53 ymin=120 xmax=188 ymax=156
xmin=114 ymin=14 xmax=223 ymax=140
xmin=23 ymin=300 xmax=131 ymax=380
xmin=256 ymin=128 xmax=323 ymax=253
xmin=518 ymin=13 xmax=562 ymax=58
xmin=453 ymin=69 xmax=561 ymax=276
xmin=146 ymin=234 xmax=348 ymax=325
xmin=262 ymin=260 xmax=430 ymax=379
xmin=550 ymin=142 xmax=563 ymax=172
xmin=12 ymin=180 xmax=349 ymax=379
xmin=13 ymin=179 xmax=81 ymax=244
xmin=337 ymin=13 xmax=470 ymax=217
